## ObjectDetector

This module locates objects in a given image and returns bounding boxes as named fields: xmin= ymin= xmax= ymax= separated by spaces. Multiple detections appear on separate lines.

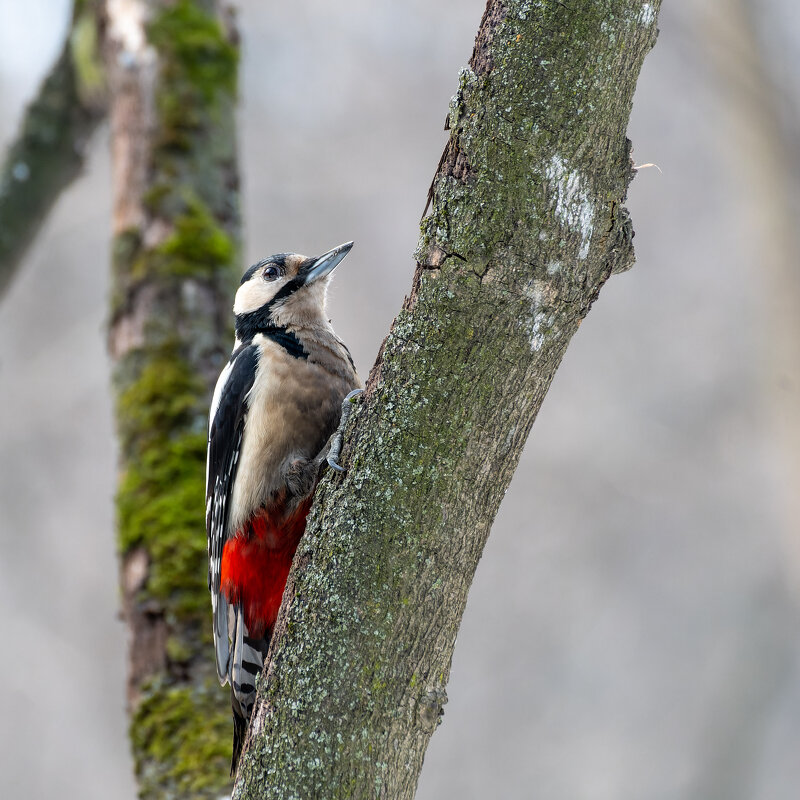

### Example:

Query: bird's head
xmin=234 ymin=241 xmax=353 ymax=338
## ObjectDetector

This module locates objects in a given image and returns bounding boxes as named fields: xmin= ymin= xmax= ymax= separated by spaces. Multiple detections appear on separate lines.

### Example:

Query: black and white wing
xmin=206 ymin=344 xmax=259 ymax=683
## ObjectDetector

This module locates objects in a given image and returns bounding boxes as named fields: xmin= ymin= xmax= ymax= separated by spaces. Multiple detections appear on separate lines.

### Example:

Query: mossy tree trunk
xmin=0 ymin=0 xmax=105 ymax=296
xmin=102 ymin=0 xmax=240 ymax=796
xmin=234 ymin=2 xmax=661 ymax=798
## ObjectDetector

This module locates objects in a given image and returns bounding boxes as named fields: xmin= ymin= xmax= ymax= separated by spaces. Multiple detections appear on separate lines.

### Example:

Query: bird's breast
xmin=227 ymin=334 xmax=352 ymax=533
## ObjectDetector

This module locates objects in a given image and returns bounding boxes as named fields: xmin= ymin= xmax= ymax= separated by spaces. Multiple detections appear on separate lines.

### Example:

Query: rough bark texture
xmin=0 ymin=0 xmax=106 ymax=296
xmin=103 ymin=0 xmax=240 ymax=796
xmin=235 ymin=2 xmax=660 ymax=798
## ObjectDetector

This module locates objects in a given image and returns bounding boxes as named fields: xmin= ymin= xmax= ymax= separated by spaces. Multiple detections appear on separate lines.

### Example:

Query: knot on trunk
xmin=417 ymin=687 xmax=448 ymax=733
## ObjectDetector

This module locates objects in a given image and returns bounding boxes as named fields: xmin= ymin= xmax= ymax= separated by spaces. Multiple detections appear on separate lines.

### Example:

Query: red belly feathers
xmin=220 ymin=497 xmax=313 ymax=638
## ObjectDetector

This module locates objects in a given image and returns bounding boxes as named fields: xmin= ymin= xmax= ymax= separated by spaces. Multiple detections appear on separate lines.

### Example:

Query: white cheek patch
xmin=234 ymin=279 xmax=282 ymax=315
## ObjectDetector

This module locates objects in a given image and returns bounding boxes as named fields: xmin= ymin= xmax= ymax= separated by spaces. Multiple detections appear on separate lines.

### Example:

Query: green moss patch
xmin=149 ymin=0 xmax=238 ymax=101
xmin=116 ymin=344 xmax=210 ymax=623
xmin=116 ymin=347 xmax=202 ymax=455
xmin=69 ymin=8 xmax=105 ymax=108
xmin=132 ymin=681 xmax=232 ymax=799
xmin=149 ymin=0 xmax=238 ymax=148
xmin=157 ymin=195 xmax=235 ymax=276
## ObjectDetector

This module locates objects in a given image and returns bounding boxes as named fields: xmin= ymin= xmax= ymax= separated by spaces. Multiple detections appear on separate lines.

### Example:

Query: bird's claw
xmin=326 ymin=456 xmax=347 ymax=474
xmin=326 ymin=389 xmax=363 ymax=473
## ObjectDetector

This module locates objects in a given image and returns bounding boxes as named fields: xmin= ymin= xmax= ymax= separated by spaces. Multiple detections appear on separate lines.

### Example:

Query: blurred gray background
xmin=2 ymin=1 xmax=799 ymax=798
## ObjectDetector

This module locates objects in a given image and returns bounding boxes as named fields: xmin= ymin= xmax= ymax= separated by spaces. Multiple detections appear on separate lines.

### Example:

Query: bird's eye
xmin=263 ymin=265 xmax=281 ymax=282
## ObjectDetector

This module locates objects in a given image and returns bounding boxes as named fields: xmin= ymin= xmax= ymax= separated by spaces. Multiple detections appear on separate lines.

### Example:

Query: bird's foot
xmin=325 ymin=388 xmax=363 ymax=473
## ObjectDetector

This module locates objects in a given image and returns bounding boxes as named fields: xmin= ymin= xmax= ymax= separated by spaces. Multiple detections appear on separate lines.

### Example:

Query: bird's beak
xmin=302 ymin=241 xmax=354 ymax=285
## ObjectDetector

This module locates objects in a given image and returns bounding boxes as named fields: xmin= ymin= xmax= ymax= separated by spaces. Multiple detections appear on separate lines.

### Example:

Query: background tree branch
xmin=0 ymin=0 xmax=105 ymax=297
xmin=235 ymin=2 xmax=661 ymax=797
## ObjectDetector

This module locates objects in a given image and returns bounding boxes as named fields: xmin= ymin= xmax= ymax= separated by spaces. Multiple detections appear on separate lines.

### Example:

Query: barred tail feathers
xmin=229 ymin=603 xmax=270 ymax=774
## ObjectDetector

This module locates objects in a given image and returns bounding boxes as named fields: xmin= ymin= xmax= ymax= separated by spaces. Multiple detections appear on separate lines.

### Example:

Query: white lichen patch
xmin=107 ymin=0 xmax=148 ymax=56
xmin=600 ymin=19 xmax=617 ymax=44
xmin=545 ymin=155 xmax=595 ymax=260
xmin=524 ymin=278 xmax=558 ymax=307
xmin=528 ymin=312 xmax=548 ymax=351
xmin=522 ymin=279 xmax=559 ymax=352
xmin=546 ymin=260 xmax=561 ymax=275
xmin=639 ymin=3 xmax=656 ymax=26
xmin=11 ymin=162 xmax=29 ymax=182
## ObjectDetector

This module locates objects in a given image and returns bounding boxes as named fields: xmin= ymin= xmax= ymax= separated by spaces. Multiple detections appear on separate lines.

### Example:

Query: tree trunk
xmin=103 ymin=0 xmax=240 ymax=796
xmin=235 ymin=1 xmax=661 ymax=798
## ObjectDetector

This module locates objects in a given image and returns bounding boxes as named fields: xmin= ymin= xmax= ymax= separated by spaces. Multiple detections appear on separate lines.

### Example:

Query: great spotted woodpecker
xmin=206 ymin=242 xmax=362 ymax=772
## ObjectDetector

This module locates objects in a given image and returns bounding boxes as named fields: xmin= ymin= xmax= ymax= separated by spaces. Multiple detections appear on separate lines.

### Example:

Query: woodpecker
xmin=206 ymin=241 xmax=362 ymax=772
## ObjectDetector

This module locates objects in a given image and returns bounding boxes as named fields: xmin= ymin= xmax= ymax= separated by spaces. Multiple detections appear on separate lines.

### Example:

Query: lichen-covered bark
xmin=235 ymin=2 xmax=660 ymax=798
xmin=0 ymin=0 xmax=105 ymax=297
xmin=103 ymin=0 xmax=240 ymax=796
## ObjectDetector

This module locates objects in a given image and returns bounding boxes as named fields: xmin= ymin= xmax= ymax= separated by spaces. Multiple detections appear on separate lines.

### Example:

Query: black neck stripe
xmin=261 ymin=327 xmax=308 ymax=360
xmin=235 ymin=275 xmax=304 ymax=338
xmin=234 ymin=312 xmax=307 ymax=360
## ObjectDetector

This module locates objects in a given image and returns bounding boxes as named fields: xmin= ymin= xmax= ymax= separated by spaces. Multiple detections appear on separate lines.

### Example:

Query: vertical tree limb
xmin=103 ymin=0 xmax=240 ymax=795
xmin=235 ymin=2 xmax=661 ymax=798
xmin=0 ymin=0 xmax=106 ymax=296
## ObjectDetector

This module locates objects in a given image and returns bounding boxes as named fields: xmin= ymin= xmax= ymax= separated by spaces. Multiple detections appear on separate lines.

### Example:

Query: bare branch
xmin=0 ymin=2 xmax=105 ymax=296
